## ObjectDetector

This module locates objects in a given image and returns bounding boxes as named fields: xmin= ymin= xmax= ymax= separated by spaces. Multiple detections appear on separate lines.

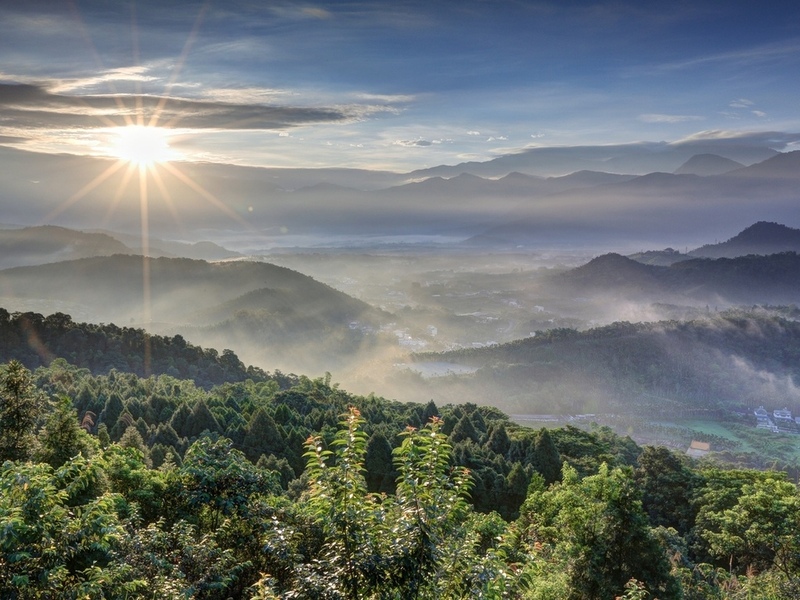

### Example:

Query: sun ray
xmin=148 ymin=164 xmax=187 ymax=238
xmin=101 ymin=161 xmax=139 ymax=227
xmin=161 ymin=162 xmax=253 ymax=228
xmin=42 ymin=159 xmax=127 ymax=223
xmin=149 ymin=1 xmax=210 ymax=128
xmin=138 ymin=162 xmax=152 ymax=375
xmin=67 ymin=2 xmax=136 ymax=127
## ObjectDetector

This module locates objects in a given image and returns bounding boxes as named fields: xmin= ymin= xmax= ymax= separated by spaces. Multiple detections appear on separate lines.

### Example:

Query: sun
xmin=109 ymin=125 xmax=176 ymax=167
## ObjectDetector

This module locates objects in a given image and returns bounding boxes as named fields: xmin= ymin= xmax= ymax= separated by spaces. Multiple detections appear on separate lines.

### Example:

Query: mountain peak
xmin=674 ymin=153 xmax=743 ymax=176
xmin=690 ymin=221 xmax=800 ymax=258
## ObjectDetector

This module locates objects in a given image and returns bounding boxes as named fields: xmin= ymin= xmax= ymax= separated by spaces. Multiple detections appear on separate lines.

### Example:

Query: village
xmin=754 ymin=406 xmax=800 ymax=434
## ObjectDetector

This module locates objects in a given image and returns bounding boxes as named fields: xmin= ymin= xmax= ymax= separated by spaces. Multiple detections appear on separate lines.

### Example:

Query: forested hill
xmin=554 ymin=251 xmax=800 ymax=303
xmin=0 ymin=254 xmax=382 ymax=325
xmin=413 ymin=309 xmax=800 ymax=415
xmin=689 ymin=221 xmax=800 ymax=258
xmin=0 ymin=254 xmax=391 ymax=373
xmin=0 ymin=225 xmax=131 ymax=268
xmin=0 ymin=309 xmax=296 ymax=389
xmin=3 ymin=348 xmax=800 ymax=597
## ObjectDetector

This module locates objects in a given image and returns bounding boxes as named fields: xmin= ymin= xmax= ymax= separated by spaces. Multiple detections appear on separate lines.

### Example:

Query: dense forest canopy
xmin=2 ymin=312 xmax=800 ymax=597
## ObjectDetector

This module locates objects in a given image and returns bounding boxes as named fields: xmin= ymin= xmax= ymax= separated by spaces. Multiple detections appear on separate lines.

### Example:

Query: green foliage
xmin=0 ymin=457 xmax=140 ymax=598
xmin=181 ymin=435 xmax=278 ymax=530
xmin=1 ymin=355 xmax=799 ymax=598
xmin=635 ymin=446 xmax=698 ymax=535
xmin=0 ymin=360 xmax=43 ymax=462
xmin=0 ymin=310 xmax=280 ymax=388
xmin=700 ymin=475 xmax=800 ymax=579
xmin=514 ymin=463 xmax=679 ymax=600
xmin=35 ymin=395 xmax=97 ymax=468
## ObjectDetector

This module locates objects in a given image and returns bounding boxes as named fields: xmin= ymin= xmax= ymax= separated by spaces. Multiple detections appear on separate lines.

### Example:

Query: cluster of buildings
xmin=754 ymin=406 xmax=799 ymax=433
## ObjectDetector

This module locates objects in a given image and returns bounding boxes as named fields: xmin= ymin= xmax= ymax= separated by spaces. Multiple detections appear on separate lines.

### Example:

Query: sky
xmin=1 ymin=0 xmax=800 ymax=172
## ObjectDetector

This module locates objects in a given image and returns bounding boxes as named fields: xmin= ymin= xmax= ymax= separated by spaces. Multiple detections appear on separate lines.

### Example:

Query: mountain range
xmin=0 ymin=225 xmax=241 ymax=269
xmin=551 ymin=250 xmax=800 ymax=305
xmin=2 ymin=142 xmax=799 ymax=251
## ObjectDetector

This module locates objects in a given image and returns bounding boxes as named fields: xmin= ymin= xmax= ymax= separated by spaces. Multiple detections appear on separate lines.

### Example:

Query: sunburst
xmin=46 ymin=1 xmax=250 ymax=375
xmin=108 ymin=125 xmax=177 ymax=168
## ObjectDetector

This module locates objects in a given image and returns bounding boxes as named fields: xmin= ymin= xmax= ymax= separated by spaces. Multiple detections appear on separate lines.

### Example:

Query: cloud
xmin=729 ymin=98 xmax=754 ymax=109
xmin=302 ymin=7 xmax=333 ymax=20
xmin=672 ymin=129 xmax=800 ymax=148
xmin=487 ymin=135 xmax=508 ymax=141
xmin=638 ymin=113 xmax=703 ymax=123
xmin=394 ymin=139 xmax=433 ymax=147
xmin=0 ymin=134 xmax=27 ymax=144
xmin=467 ymin=130 xmax=481 ymax=136
xmin=0 ymin=81 xmax=361 ymax=132
xmin=752 ymin=110 xmax=767 ymax=118
xmin=354 ymin=93 xmax=416 ymax=103
xmin=653 ymin=39 xmax=800 ymax=72
xmin=50 ymin=67 xmax=160 ymax=94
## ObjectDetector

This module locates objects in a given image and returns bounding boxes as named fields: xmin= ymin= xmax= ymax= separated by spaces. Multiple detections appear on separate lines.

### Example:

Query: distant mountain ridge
xmin=416 ymin=310 xmax=800 ymax=415
xmin=554 ymin=251 xmax=800 ymax=304
xmin=0 ymin=226 xmax=132 ymax=269
xmin=690 ymin=221 xmax=800 ymax=258
xmin=1 ymin=144 xmax=799 ymax=251
xmin=674 ymin=153 xmax=743 ymax=176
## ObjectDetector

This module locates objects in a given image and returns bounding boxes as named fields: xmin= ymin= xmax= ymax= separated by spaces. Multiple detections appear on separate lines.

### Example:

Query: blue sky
xmin=1 ymin=0 xmax=799 ymax=171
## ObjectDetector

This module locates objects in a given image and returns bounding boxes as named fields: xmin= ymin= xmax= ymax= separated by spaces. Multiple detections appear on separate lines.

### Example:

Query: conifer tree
xmin=534 ymin=427 xmax=562 ymax=485
xmin=0 ymin=360 xmax=42 ymax=462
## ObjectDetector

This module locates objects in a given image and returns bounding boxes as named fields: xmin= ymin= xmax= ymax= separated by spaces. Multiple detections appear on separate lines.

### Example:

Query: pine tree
xmin=364 ymin=431 xmax=395 ymax=494
xmin=0 ymin=360 xmax=42 ymax=462
xmin=242 ymin=407 xmax=282 ymax=462
xmin=533 ymin=427 xmax=562 ymax=485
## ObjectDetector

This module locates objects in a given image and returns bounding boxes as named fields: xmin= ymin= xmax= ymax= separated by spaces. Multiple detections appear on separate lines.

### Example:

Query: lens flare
xmin=109 ymin=125 xmax=175 ymax=167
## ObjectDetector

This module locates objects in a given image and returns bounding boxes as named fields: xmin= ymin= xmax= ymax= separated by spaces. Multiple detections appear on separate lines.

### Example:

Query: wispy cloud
xmin=729 ymin=98 xmax=754 ymax=109
xmin=652 ymin=38 xmax=800 ymax=72
xmin=302 ymin=7 xmax=333 ymax=20
xmin=393 ymin=138 xmax=433 ymax=147
xmin=672 ymin=130 xmax=800 ymax=148
xmin=353 ymin=92 xmax=416 ymax=103
xmin=50 ymin=67 xmax=160 ymax=94
xmin=638 ymin=114 xmax=704 ymax=123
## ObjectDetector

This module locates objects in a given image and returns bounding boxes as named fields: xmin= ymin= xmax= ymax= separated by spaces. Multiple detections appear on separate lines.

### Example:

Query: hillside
xmin=0 ymin=254 xmax=391 ymax=374
xmin=552 ymin=251 xmax=800 ymax=304
xmin=0 ymin=309 xmax=286 ymax=388
xmin=689 ymin=221 xmax=800 ymax=258
xmin=411 ymin=309 xmax=800 ymax=416
xmin=0 ymin=225 xmax=132 ymax=268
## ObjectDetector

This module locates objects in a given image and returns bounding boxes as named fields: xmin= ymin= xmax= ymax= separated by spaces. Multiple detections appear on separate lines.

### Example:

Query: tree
xmin=0 ymin=360 xmax=42 ymax=462
xmin=701 ymin=475 xmax=800 ymax=580
xmin=35 ymin=395 xmax=97 ymax=468
xmin=180 ymin=435 xmax=276 ymax=530
xmin=185 ymin=399 xmax=222 ymax=439
xmin=533 ymin=427 xmax=562 ymax=485
xmin=635 ymin=445 xmax=697 ymax=534
xmin=242 ymin=407 xmax=282 ymax=462
xmin=0 ymin=457 xmax=139 ymax=598
xmin=450 ymin=413 xmax=479 ymax=444
xmin=485 ymin=422 xmax=510 ymax=456
xmin=515 ymin=463 xmax=679 ymax=600
xmin=364 ymin=430 xmax=396 ymax=494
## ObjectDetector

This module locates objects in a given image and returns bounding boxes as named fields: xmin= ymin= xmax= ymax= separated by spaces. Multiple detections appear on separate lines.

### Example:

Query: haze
xmin=1 ymin=0 xmax=800 ymax=421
